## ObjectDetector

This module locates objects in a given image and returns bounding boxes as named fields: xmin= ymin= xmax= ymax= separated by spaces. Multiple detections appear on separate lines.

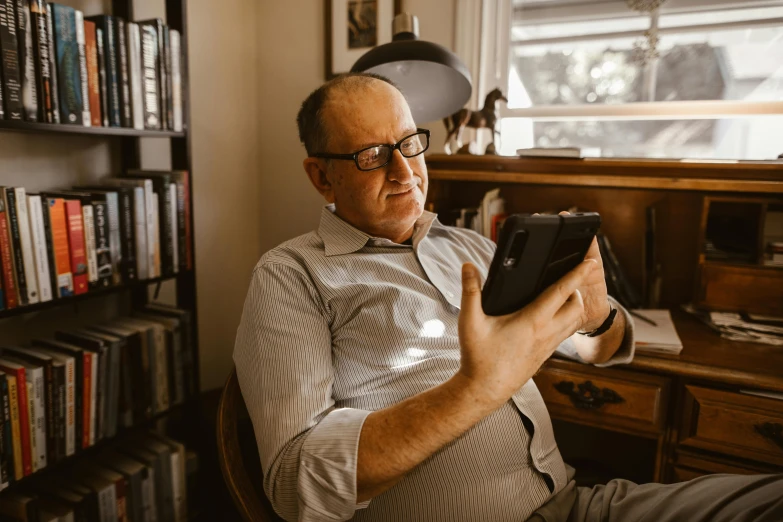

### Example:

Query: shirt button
xmin=446 ymin=291 xmax=454 ymax=298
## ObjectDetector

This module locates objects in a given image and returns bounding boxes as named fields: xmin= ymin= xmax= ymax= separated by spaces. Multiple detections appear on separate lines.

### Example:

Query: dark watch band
xmin=578 ymin=305 xmax=617 ymax=337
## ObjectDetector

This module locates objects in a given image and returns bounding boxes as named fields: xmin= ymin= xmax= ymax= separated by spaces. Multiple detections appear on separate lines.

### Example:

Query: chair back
xmin=217 ymin=368 xmax=284 ymax=521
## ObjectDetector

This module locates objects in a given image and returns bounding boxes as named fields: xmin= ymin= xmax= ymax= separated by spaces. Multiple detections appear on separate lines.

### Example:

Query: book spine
xmin=52 ymin=3 xmax=81 ymax=124
xmin=26 ymin=380 xmax=36 ymax=471
xmin=155 ymin=328 xmax=169 ymax=412
xmin=0 ymin=375 xmax=7 ymax=489
xmin=116 ymin=17 xmax=130 ymax=127
xmin=83 ymin=19 xmax=100 ymax=126
xmin=127 ymin=22 xmax=143 ymax=130
xmin=74 ymin=10 xmax=89 ymax=126
xmin=139 ymin=23 xmax=159 ymax=129
xmin=170 ymin=29 xmax=181 ymax=132
xmin=104 ymin=192 xmax=121 ymax=285
xmin=14 ymin=187 xmax=40 ymax=304
xmin=4 ymin=375 xmax=21 ymax=481
xmin=131 ymin=186 xmax=147 ymax=280
xmin=106 ymin=341 xmax=119 ymax=437
xmin=51 ymin=362 xmax=63 ymax=463
xmin=92 ymin=200 xmax=111 ymax=288
xmin=47 ymin=198 xmax=74 ymax=297
xmin=82 ymin=203 xmax=98 ymax=288
xmin=174 ymin=180 xmax=186 ymax=272
xmin=81 ymin=351 xmax=90 ymax=448
xmin=157 ymin=180 xmax=173 ymax=276
xmin=116 ymin=189 xmax=135 ymax=282
xmin=16 ymin=0 xmax=37 ymax=121
xmin=95 ymin=25 xmax=108 ymax=127
xmin=0 ymin=198 xmax=18 ymax=309
xmin=0 ymin=0 xmax=23 ymax=119
xmin=162 ymin=25 xmax=171 ymax=130
xmin=0 ymin=51 xmax=3 ymax=118
xmin=29 ymin=0 xmax=51 ymax=122
xmin=44 ymin=1 xmax=58 ymax=122
xmin=4 ymin=188 xmax=29 ymax=306
xmin=88 ymin=350 xmax=96 ymax=445
xmin=155 ymin=20 xmax=167 ymax=130
xmin=30 ymin=367 xmax=46 ymax=470
xmin=38 ymin=194 xmax=58 ymax=298
xmin=142 ymin=180 xmax=156 ymax=278
xmin=101 ymin=16 xmax=120 ymax=126
xmin=27 ymin=195 xmax=52 ymax=302
xmin=1 ymin=366 xmax=31 ymax=476
xmin=63 ymin=199 xmax=87 ymax=295
xmin=168 ymin=183 xmax=178 ymax=273
xmin=152 ymin=194 xmax=160 ymax=277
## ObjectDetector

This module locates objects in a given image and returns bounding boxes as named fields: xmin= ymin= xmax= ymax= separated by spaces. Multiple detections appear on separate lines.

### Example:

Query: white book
xmin=128 ymin=23 xmax=145 ymax=130
xmin=29 ymin=365 xmax=46 ymax=471
xmin=152 ymin=194 xmax=160 ymax=278
xmin=27 ymin=381 xmax=38 ymax=472
xmin=102 ymin=191 xmax=122 ymax=285
xmin=27 ymin=195 xmax=53 ymax=302
xmin=100 ymin=179 xmax=149 ymax=279
xmin=170 ymin=29 xmax=183 ymax=132
xmin=27 ymin=348 xmax=76 ymax=456
xmin=168 ymin=183 xmax=178 ymax=272
xmin=14 ymin=188 xmax=40 ymax=304
xmin=74 ymin=10 xmax=91 ymax=126
xmin=140 ymin=180 xmax=157 ymax=278
xmin=517 ymin=147 xmax=584 ymax=158
xmin=632 ymin=309 xmax=683 ymax=354
xmin=82 ymin=204 xmax=98 ymax=284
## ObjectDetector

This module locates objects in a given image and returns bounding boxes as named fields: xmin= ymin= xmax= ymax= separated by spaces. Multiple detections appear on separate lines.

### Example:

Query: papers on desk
xmin=682 ymin=304 xmax=783 ymax=346
xmin=632 ymin=309 xmax=683 ymax=355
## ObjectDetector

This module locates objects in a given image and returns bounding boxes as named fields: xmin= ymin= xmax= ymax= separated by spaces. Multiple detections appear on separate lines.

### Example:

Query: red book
xmin=83 ymin=20 xmax=102 ymax=127
xmin=82 ymin=351 xmax=92 ymax=449
xmin=0 ymin=198 xmax=18 ymax=308
xmin=0 ymin=360 xmax=32 ymax=476
xmin=64 ymin=200 xmax=89 ymax=295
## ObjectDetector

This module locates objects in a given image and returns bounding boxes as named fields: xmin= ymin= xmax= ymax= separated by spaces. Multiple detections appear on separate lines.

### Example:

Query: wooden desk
xmin=426 ymin=154 xmax=783 ymax=483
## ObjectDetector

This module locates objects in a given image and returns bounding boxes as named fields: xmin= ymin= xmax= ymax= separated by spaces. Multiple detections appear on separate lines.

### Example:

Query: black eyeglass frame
xmin=312 ymin=128 xmax=431 ymax=172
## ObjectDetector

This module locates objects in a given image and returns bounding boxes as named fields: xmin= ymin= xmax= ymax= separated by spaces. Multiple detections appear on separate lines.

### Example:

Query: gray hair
xmin=296 ymin=73 xmax=399 ymax=157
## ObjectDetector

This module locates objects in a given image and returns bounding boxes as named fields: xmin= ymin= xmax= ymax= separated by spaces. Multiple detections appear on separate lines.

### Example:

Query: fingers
xmin=584 ymin=236 xmax=601 ymax=261
xmin=532 ymin=259 xmax=596 ymax=316
xmin=460 ymin=263 xmax=484 ymax=323
xmin=554 ymin=287 xmax=584 ymax=332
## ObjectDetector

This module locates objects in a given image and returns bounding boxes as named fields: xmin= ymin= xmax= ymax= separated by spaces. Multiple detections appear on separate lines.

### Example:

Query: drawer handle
xmin=754 ymin=422 xmax=783 ymax=451
xmin=553 ymin=380 xmax=624 ymax=410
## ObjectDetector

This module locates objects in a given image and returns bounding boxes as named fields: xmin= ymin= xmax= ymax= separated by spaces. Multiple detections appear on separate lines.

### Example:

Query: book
xmin=83 ymin=19 xmax=101 ymax=127
xmin=117 ymin=443 xmax=159 ymax=522
xmin=86 ymin=15 xmax=119 ymax=127
xmin=170 ymin=28 xmax=182 ymax=132
xmin=126 ymin=22 xmax=143 ymax=130
xmin=100 ymin=178 xmax=151 ymax=279
xmin=13 ymin=187 xmax=40 ymax=304
xmin=138 ymin=21 xmax=159 ymax=129
xmin=28 ymin=476 xmax=92 ymax=521
xmin=71 ymin=466 xmax=118 ymax=522
xmin=97 ymin=449 xmax=151 ymax=522
xmin=162 ymin=25 xmax=172 ymax=130
xmin=51 ymin=3 xmax=82 ymax=124
xmin=74 ymin=328 xmax=121 ymax=439
xmin=38 ymin=194 xmax=59 ymax=299
xmin=144 ymin=304 xmax=194 ymax=397
xmin=43 ymin=192 xmax=88 ymax=294
xmin=55 ymin=331 xmax=104 ymax=445
xmin=25 ymin=346 xmax=74 ymax=457
xmin=632 ymin=310 xmax=683 ymax=354
xmin=0 ymin=374 xmax=9 ymax=489
xmin=0 ymin=194 xmax=19 ymax=309
xmin=516 ymin=147 xmax=585 ymax=158
xmin=28 ymin=0 xmax=52 ymax=122
xmin=23 ymin=347 xmax=68 ymax=462
xmin=73 ymin=9 xmax=90 ymax=126
xmin=44 ymin=197 xmax=74 ymax=297
xmin=3 ymin=356 xmax=46 ymax=472
xmin=26 ymin=194 xmax=53 ymax=303
xmin=114 ymin=317 xmax=167 ymax=414
xmin=4 ymin=188 xmax=29 ymax=306
xmin=121 ymin=436 xmax=171 ymax=522
xmin=72 ymin=461 xmax=127 ymax=522
xmin=125 ymin=172 xmax=173 ymax=276
xmin=138 ymin=19 xmax=166 ymax=130
xmin=95 ymin=25 xmax=108 ymax=127
xmin=135 ymin=312 xmax=184 ymax=406
xmin=0 ymin=358 xmax=31 ymax=476
xmin=16 ymin=0 xmax=37 ymax=121
xmin=88 ymin=193 xmax=112 ymax=289
xmin=0 ymin=490 xmax=39 ymax=521
xmin=44 ymin=2 xmax=58 ymax=122
xmin=116 ymin=17 xmax=130 ymax=127
xmin=0 ymin=0 xmax=23 ymax=120
xmin=73 ymin=188 xmax=121 ymax=285
xmin=4 ymin=373 xmax=22 ymax=481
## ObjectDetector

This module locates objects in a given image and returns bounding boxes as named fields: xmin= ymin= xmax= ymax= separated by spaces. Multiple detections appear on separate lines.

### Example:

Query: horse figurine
xmin=443 ymin=88 xmax=507 ymax=154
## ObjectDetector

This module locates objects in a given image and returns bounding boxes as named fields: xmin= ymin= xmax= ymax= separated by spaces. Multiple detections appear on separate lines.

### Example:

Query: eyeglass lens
xmin=356 ymin=133 xmax=428 ymax=171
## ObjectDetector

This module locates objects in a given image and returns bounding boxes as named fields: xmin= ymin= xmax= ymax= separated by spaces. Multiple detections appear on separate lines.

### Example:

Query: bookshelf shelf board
xmin=0 ymin=273 xmax=189 ymax=321
xmin=0 ymin=120 xmax=186 ymax=138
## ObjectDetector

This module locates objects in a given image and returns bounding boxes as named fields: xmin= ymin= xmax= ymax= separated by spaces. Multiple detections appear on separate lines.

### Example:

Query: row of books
xmin=0 ymin=1 xmax=183 ymax=131
xmin=451 ymin=188 xmax=507 ymax=243
xmin=0 ymin=304 xmax=197 ymax=487
xmin=0 ymin=170 xmax=192 ymax=311
xmin=0 ymin=430 xmax=194 ymax=521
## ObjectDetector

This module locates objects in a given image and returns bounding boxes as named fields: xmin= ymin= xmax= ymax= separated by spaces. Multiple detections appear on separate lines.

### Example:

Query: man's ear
xmin=303 ymin=157 xmax=336 ymax=203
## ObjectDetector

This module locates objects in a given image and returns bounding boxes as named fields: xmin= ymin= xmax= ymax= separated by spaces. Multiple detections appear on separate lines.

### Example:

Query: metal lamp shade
xmin=351 ymin=39 xmax=472 ymax=124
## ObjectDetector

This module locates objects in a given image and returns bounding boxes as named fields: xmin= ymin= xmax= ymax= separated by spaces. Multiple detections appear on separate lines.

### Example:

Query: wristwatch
xmin=577 ymin=304 xmax=617 ymax=338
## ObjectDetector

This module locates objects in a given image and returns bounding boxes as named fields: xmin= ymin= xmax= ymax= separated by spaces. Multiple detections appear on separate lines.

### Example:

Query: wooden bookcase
xmin=0 ymin=0 xmax=200 ymax=504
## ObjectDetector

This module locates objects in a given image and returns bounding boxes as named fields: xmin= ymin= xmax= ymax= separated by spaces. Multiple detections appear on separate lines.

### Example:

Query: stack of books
xmin=631 ymin=309 xmax=683 ymax=355
xmin=453 ymin=188 xmax=507 ymax=243
xmin=0 ymin=170 xmax=192 ymax=311
xmin=0 ymin=2 xmax=183 ymax=131
xmin=0 ymin=304 xmax=197 ymax=488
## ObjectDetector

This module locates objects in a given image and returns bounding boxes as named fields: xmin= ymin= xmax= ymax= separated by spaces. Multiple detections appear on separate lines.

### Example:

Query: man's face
xmin=317 ymin=81 xmax=428 ymax=241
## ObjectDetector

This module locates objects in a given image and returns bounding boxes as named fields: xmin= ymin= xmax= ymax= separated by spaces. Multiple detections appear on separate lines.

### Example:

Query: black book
xmin=44 ymin=1 xmax=58 ymax=122
xmin=162 ymin=25 xmax=172 ymax=130
xmin=0 ymin=54 xmax=4 ymax=118
xmin=143 ymin=304 xmax=195 ymax=398
xmin=115 ymin=17 xmax=130 ymax=127
xmin=28 ymin=0 xmax=52 ymax=122
xmin=86 ymin=15 xmax=119 ymax=126
xmin=27 ymin=476 xmax=92 ymax=522
xmin=0 ymin=490 xmax=40 ymax=520
xmin=51 ymin=2 xmax=82 ymax=124
xmin=88 ymin=193 xmax=111 ymax=289
xmin=124 ymin=172 xmax=174 ymax=276
xmin=138 ymin=19 xmax=164 ymax=129
xmin=138 ymin=21 xmax=158 ymax=129
xmin=0 ymin=346 xmax=57 ymax=464
xmin=15 ymin=0 xmax=37 ymax=121
xmin=38 ymin=192 xmax=59 ymax=298
xmin=96 ymin=450 xmax=148 ymax=522
xmin=0 ymin=373 xmax=8 ymax=488
xmin=95 ymin=25 xmax=108 ymax=127
xmin=3 ymin=188 xmax=28 ymax=306
xmin=0 ymin=0 xmax=23 ymax=120
xmin=31 ymin=339 xmax=83 ymax=452
xmin=74 ymin=328 xmax=120 ymax=439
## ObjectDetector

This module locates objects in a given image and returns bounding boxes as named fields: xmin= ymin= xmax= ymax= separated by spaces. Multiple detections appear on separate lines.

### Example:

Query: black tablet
xmin=481 ymin=212 xmax=601 ymax=316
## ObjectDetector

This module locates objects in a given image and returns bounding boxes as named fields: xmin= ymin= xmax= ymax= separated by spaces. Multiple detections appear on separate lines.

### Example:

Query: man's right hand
xmin=456 ymin=259 xmax=596 ymax=409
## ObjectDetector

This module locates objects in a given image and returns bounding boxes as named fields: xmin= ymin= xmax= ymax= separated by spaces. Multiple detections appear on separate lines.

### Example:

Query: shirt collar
xmin=318 ymin=204 xmax=440 ymax=257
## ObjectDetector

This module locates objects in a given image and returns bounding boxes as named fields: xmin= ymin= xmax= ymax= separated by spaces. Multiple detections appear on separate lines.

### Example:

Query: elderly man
xmin=233 ymin=73 xmax=782 ymax=522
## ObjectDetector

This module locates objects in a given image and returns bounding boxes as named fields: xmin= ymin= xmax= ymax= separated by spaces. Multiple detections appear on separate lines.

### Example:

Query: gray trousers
xmin=529 ymin=466 xmax=783 ymax=522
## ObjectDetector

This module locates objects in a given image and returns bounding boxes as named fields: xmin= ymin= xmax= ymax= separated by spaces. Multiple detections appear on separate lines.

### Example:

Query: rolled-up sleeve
xmin=233 ymin=261 xmax=371 ymax=522
xmin=555 ymin=296 xmax=636 ymax=367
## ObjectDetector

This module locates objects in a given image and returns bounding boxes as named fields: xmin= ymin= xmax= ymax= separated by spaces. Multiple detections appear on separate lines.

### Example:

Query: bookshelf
xmin=0 ymin=0 xmax=201 ymax=516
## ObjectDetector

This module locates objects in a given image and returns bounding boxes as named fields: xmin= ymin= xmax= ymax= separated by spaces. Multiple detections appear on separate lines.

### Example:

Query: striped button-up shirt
xmin=233 ymin=205 xmax=635 ymax=522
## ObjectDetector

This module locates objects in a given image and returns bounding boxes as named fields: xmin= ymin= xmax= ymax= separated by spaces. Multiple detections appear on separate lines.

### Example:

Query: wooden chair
xmin=217 ymin=368 xmax=285 ymax=521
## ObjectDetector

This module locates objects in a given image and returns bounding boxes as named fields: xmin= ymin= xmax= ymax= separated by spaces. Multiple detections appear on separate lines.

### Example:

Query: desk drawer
xmin=670 ymin=451 xmax=781 ymax=483
xmin=679 ymin=386 xmax=783 ymax=466
xmin=534 ymin=360 xmax=670 ymax=435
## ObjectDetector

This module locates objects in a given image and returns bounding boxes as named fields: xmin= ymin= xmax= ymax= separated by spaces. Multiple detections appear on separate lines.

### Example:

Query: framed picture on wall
xmin=325 ymin=0 xmax=403 ymax=79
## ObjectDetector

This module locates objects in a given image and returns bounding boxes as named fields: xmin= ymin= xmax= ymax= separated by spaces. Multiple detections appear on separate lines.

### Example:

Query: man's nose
xmin=387 ymin=149 xmax=415 ymax=184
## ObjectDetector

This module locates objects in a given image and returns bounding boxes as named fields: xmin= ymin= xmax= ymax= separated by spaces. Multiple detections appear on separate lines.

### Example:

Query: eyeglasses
xmin=312 ymin=129 xmax=430 ymax=172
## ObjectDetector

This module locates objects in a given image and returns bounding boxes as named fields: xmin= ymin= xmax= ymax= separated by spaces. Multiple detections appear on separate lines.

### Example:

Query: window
xmin=479 ymin=0 xmax=783 ymax=159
